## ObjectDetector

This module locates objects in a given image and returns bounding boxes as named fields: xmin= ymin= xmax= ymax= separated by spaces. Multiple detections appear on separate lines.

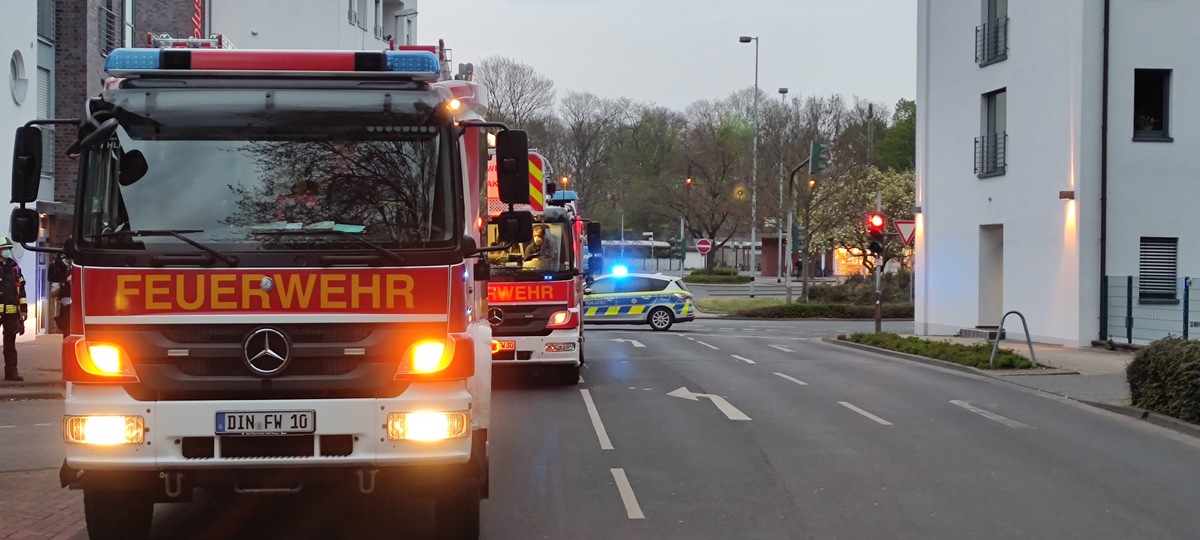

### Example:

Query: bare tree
xmin=551 ymin=91 xmax=634 ymax=208
xmin=473 ymin=56 xmax=557 ymax=129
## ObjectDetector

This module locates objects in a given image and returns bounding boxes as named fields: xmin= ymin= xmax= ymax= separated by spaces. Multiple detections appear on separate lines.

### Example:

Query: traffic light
xmin=808 ymin=141 xmax=829 ymax=175
xmin=866 ymin=213 xmax=885 ymax=255
xmin=686 ymin=177 xmax=693 ymax=187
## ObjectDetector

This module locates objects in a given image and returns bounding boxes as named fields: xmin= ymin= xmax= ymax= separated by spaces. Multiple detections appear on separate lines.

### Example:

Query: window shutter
xmin=1139 ymin=237 xmax=1178 ymax=300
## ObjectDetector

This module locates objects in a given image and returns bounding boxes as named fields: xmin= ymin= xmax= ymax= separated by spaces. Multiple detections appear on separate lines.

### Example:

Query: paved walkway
xmin=0 ymin=334 xmax=65 ymax=400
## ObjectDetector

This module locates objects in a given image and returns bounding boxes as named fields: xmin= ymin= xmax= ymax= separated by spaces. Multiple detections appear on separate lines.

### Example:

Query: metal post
xmin=801 ymin=195 xmax=811 ymax=303
xmin=777 ymin=88 xmax=788 ymax=284
xmin=1126 ymin=275 xmax=1133 ymax=344
xmin=786 ymin=209 xmax=794 ymax=304
xmin=684 ymin=184 xmax=690 ymax=275
xmin=620 ymin=212 xmax=625 ymax=260
xmin=874 ymin=192 xmax=882 ymax=333
xmin=1184 ymin=277 xmax=1191 ymax=340
xmin=749 ymin=38 xmax=759 ymax=298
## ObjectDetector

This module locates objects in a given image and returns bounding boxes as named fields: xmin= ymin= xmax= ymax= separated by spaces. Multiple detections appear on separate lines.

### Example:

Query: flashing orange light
xmin=808 ymin=179 xmax=816 ymax=189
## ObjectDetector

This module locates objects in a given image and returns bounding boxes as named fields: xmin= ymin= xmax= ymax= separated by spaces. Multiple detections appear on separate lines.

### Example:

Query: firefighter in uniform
xmin=0 ymin=238 xmax=28 ymax=381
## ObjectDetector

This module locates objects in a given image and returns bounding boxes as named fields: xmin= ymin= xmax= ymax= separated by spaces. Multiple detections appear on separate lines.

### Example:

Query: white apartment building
xmin=209 ymin=0 xmax=418 ymax=50
xmin=916 ymin=0 xmax=1199 ymax=346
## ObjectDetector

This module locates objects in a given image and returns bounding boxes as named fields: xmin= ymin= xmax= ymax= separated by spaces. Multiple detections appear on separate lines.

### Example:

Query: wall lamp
xmin=1058 ymin=190 xmax=1075 ymax=200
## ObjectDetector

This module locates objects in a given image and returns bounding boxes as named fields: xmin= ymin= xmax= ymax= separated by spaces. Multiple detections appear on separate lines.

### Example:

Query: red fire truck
xmin=483 ymin=153 xmax=602 ymax=384
xmin=8 ymin=41 xmax=535 ymax=539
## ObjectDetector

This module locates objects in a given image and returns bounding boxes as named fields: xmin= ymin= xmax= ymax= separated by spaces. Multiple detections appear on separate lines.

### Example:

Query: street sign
xmin=894 ymin=220 xmax=917 ymax=247
xmin=695 ymin=238 xmax=713 ymax=255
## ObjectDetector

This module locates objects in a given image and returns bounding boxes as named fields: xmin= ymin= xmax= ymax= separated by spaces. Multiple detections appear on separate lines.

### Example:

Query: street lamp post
xmin=684 ymin=176 xmax=692 ymax=274
xmin=739 ymin=35 xmax=759 ymax=297
xmin=777 ymin=87 xmax=788 ymax=283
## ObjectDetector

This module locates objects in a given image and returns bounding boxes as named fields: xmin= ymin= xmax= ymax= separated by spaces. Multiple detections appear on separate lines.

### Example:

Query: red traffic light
xmin=867 ymin=214 xmax=884 ymax=229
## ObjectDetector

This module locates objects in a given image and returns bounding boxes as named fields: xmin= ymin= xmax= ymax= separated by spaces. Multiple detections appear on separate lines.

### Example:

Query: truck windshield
xmin=77 ymin=124 xmax=457 ymax=252
xmin=486 ymin=222 xmax=573 ymax=278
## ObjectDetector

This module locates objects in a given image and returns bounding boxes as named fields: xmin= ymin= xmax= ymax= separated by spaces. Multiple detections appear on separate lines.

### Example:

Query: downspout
xmin=1099 ymin=0 xmax=1111 ymax=340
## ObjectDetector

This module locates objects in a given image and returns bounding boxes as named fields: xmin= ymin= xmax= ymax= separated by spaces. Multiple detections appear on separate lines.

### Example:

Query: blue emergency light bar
xmin=104 ymin=48 xmax=440 ymax=80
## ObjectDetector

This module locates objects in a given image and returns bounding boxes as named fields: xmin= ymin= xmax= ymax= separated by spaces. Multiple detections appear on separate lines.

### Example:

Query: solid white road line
xmin=610 ymin=468 xmax=646 ymax=519
xmin=838 ymin=401 xmax=894 ymax=426
xmin=731 ymin=355 xmax=756 ymax=364
xmin=0 ymin=425 xmax=14 ymax=429
xmin=951 ymin=400 xmax=1032 ymax=429
xmin=768 ymin=344 xmax=796 ymax=353
xmin=695 ymin=340 xmax=719 ymax=350
xmin=33 ymin=423 xmax=51 ymax=427
xmin=580 ymin=389 xmax=615 ymax=450
xmin=773 ymin=372 xmax=808 ymax=386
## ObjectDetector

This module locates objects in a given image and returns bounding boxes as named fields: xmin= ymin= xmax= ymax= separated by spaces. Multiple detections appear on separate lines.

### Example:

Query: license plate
xmin=492 ymin=340 xmax=517 ymax=353
xmin=216 ymin=410 xmax=315 ymax=435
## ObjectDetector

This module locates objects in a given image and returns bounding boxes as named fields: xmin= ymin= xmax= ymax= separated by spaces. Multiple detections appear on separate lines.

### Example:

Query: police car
xmin=582 ymin=267 xmax=695 ymax=331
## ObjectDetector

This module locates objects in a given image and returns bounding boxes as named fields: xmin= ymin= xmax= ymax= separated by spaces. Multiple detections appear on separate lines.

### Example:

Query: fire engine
xmin=483 ymin=153 xmax=602 ymax=384
xmin=8 ymin=37 xmax=535 ymax=539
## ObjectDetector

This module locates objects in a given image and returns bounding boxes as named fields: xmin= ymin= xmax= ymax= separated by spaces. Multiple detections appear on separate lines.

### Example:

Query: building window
xmin=975 ymin=89 xmax=1007 ymax=177
xmin=374 ymin=0 xmax=384 ymax=39
xmin=976 ymin=0 xmax=1008 ymax=66
xmin=348 ymin=0 xmax=359 ymax=26
xmin=37 ymin=0 xmax=55 ymax=42
xmin=357 ymin=0 xmax=369 ymax=29
xmin=1139 ymin=237 xmax=1178 ymax=303
xmin=1134 ymin=69 xmax=1172 ymax=141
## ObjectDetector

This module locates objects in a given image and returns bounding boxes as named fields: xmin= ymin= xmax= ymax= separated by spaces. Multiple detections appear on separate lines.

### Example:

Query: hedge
xmin=1127 ymin=337 xmax=1200 ymax=423
xmin=683 ymin=274 xmax=753 ymax=284
xmin=732 ymin=303 xmax=913 ymax=319
xmin=839 ymin=332 xmax=1033 ymax=370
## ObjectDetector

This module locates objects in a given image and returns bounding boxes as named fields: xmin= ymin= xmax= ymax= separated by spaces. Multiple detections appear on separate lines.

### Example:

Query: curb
xmin=1079 ymin=400 xmax=1200 ymax=439
xmin=0 ymin=389 xmax=64 ymax=400
xmin=708 ymin=316 xmax=915 ymax=322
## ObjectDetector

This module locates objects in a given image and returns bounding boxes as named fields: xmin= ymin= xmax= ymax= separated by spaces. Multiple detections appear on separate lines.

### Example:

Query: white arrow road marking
xmin=731 ymin=355 xmax=756 ymax=364
xmin=610 ymin=468 xmax=646 ymax=519
xmin=668 ymin=387 xmax=751 ymax=421
xmin=610 ymin=338 xmax=646 ymax=348
xmin=768 ymin=344 xmax=796 ymax=353
xmin=838 ymin=401 xmax=893 ymax=426
xmin=951 ymin=400 xmax=1032 ymax=429
xmin=773 ymin=372 xmax=808 ymax=386
xmin=580 ymin=390 xmax=614 ymax=450
xmin=695 ymin=340 xmax=719 ymax=350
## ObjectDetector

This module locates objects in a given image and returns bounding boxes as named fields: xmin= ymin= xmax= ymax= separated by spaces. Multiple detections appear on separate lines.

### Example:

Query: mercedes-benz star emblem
xmin=487 ymin=307 xmax=505 ymax=326
xmin=243 ymin=328 xmax=291 ymax=376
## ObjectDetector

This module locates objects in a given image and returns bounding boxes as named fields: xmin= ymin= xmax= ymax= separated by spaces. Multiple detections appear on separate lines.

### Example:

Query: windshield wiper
xmin=87 ymin=229 xmax=239 ymax=267
xmin=252 ymin=230 xmax=406 ymax=264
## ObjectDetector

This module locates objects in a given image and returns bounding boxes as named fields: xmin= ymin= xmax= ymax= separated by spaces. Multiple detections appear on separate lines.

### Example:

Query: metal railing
xmin=98 ymin=6 xmax=128 ymax=57
xmin=348 ymin=9 xmax=360 ymax=26
xmin=1104 ymin=275 xmax=1200 ymax=345
xmin=974 ymin=132 xmax=1007 ymax=176
xmin=975 ymin=17 xmax=1009 ymax=65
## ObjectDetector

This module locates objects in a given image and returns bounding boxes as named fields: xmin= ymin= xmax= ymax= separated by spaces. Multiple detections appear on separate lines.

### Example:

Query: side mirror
xmin=495 ymin=210 xmax=534 ymax=244
xmin=494 ymin=130 xmax=530 ymax=205
xmin=546 ymin=182 xmax=557 ymax=198
xmin=78 ymin=118 xmax=120 ymax=151
xmin=472 ymin=258 xmax=490 ymax=281
xmin=586 ymin=222 xmax=603 ymax=253
xmin=9 ymin=208 xmax=39 ymax=243
xmin=11 ymin=126 xmax=43 ymax=204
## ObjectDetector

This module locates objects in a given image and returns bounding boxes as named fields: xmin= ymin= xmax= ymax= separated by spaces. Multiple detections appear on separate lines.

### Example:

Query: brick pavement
xmin=0 ymin=469 xmax=84 ymax=539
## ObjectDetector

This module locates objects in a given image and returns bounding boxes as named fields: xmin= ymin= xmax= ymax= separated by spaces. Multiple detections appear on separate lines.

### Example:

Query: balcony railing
xmin=348 ymin=9 xmax=360 ymax=26
xmin=374 ymin=24 xmax=384 ymax=39
xmin=975 ymin=17 xmax=1009 ymax=66
xmin=974 ymin=132 xmax=1007 ymax=177
xmin=98 ymin=6 xmax=127 ymax=57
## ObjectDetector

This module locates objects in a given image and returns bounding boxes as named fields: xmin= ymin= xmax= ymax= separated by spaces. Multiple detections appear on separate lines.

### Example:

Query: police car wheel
xmin=648 ymin=307 xmax=674 ymax=331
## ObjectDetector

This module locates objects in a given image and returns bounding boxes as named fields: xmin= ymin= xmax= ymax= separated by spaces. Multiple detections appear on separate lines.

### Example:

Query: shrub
xmin=732 ymin=303 xmax=913 ymax=319
xmin=1127 ymin=337 xmax=1200 ymax=423
xmin=839 ymin=332 xmax=1032 ymax=370
xmin=689 ymin=267 xmax=739 ymax=277
xmin=683 ymin=274 xmax=752 ymax=284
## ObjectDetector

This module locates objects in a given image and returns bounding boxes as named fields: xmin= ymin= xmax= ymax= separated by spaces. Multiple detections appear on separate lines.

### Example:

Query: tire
xmin=648 ymin=307 xmax=674 ymax=331
xmin=434 ymin=484 xmax=482 ymax=539
xmin=83 ymin=488 xmax=154 ymax=540
xmin=558 ymin=363 xmax=580 ymax=385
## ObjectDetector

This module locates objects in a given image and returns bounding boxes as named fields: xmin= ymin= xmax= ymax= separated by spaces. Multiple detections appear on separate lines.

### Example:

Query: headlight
xmin=63 ymin=415 xmax=145 ymax=445
xmin=386 ymin=411 xmax=469 ymax=441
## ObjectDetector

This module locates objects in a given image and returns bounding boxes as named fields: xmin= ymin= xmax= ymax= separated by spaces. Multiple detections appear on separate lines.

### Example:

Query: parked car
xmin=582 ymin=271 xmax=695 ymax=331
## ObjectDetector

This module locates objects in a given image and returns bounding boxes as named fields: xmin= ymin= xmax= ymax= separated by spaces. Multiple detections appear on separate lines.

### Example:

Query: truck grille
xmin=161 ymin=324 xmax=376 ymax=344
xmin=490 ymin=305 xmax=561 ymax=337
xmin=174 ymin=357 xmax=358 ymax=377
xmin=181 ymin=435 xmax=356 ymax=459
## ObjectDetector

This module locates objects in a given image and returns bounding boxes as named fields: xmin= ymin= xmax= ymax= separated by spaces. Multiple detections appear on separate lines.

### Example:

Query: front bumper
xmin=63 ymin=381 xmax=474 ymax=471
xmin=491 ymin=330 xmax=581 ymax=366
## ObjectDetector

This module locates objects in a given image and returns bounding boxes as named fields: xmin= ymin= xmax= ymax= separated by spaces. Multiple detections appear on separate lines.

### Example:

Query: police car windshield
xmin=77 ymin=124 xmax=457 ymax=252
xmin=487 ymin=222 xmax=572 ymax=279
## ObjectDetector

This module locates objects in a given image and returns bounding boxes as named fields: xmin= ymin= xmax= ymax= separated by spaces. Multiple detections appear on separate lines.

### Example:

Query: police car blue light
xmin=612 ymin=265 xmax=629 ymax=277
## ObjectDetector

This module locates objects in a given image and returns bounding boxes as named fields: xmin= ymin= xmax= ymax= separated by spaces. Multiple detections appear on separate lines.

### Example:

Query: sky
xmin=421 ymin=0 xmax=917 ymax=113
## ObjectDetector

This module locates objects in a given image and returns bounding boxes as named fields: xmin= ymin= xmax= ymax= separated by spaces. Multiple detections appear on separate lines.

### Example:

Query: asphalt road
xmin=3 ymin=319 xmax=1200 ymax=539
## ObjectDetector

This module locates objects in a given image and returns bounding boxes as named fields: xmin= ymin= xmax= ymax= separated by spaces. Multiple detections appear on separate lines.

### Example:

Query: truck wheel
xmin=83 ymin=488 xmax=154 ymax=540
xmin=434 ymin=484 xmax=481 ymax=539
xmin=648 ymin=307 xmax=674 ymax=331
xmin=558 ymin=364 xmax=580 ymax=385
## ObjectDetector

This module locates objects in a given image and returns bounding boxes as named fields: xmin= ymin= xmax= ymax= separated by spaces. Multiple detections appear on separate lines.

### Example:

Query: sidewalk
xmin=0 ymin=334 xmax=64 ymax=400
xmin=903 ymin=334 xmax=1133 ymax=405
